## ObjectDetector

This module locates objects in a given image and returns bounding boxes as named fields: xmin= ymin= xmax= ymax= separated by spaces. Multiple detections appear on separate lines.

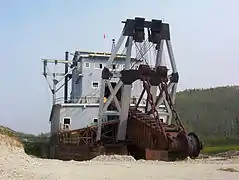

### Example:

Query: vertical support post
xmin=111 ymin=39 xmax=116 ymax=52
xmin=148 ymin=40 xmax=164 ymax=112
xmin=155 ymin=40 xmax=165 ymax=67
xmin=43 ymin=60 xmax=47 ymax=77
xmin=52 ymin=74 xmax=56 ymax=105
xmin=166 ymin=40 xmax=177 ymax=104
xmin=170 ymin=84 xmax=177 ymax=105
xmin=166 ymin=40 xmax=178 ymax=125
xmin=117 ymin=36 xmax=133 ymax=141
xmin=166 ymin=40 xmax=177 ymax=73
xmin=64 ymin=51 xmax=69 ymax=103
xmin=97 ymin=33 xmax=126 ymax=142
xmin=96 ymin=79 xmax=106 ymax=141
xmin=70 ymin=51 xmax=79 ymax=103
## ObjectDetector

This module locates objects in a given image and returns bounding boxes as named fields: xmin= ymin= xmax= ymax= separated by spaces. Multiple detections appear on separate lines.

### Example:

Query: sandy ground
xmin=1 ymin=134 xmax=239 ymax=180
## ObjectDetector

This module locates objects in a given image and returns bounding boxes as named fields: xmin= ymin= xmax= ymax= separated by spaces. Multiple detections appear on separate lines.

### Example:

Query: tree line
xmin=175 ymin=86 xmax=239 ymax=143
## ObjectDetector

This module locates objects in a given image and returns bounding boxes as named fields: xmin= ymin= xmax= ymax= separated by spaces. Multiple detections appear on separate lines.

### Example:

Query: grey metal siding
xmin=80 ymin=57 xmax=144 ymax=99
xmin=81 ymin=58 xmax=102 ymax=97
xmin=51 ymin=56 xmax=149 ymax=132
xmin=50 ymin=106 xmax=60 ymax=134
xmin=59 ymin=106 xmax=99 ymax=130
xmin=51 ymin=104 xmax=151 ymax=133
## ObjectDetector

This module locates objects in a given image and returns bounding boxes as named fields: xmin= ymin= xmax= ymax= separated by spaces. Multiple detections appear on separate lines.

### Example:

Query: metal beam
xmin=117 ymin=36 xmax=133 ymax=141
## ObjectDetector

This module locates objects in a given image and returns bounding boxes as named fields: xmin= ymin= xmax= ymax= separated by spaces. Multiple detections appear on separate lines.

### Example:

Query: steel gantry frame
xmin=97 ymin=17 xmax=179 ymax=142
xmin=42 ymin=51 xmax=82 ymax=105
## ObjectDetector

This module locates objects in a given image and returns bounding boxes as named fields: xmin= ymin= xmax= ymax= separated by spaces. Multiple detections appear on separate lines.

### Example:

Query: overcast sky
xmin=0 ymin=0 xmax=239 ymax=134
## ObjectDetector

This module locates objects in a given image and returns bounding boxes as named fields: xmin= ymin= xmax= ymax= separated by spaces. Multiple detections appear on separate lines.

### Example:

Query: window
xmin=112 ymin=64 xmax=116 ymax=69
xmin=93 ymin=118 xmax=98 ymax=123
xmin=63 ymin=117 xmax=71 ymax=125
xmin=95 ymin=63 xmax=103 ymax=69
xmin=92 ymin=81 xmax=99 ymax=88
xmin=85 ymin=62 xmax=90 ymax=68
xmin=63 ymin=117 xmax=71 ymax=130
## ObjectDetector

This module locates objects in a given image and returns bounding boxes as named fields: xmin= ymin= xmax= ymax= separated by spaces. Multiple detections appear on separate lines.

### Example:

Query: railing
xmin=61 ymin=136 xmax=94 ymax=145
xmin=55 ymin=96 xmax=101 ymax=104
xmin=54 ymin=96 xmax=149 ymax=105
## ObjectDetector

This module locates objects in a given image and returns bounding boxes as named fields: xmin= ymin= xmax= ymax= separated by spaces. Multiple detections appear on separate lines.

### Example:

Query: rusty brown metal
xmin=51 ymin=113 xmax=203 ymax=161
xmin=126 ymin=106 xmax=203 ymax=160
xmin=51 ymin=101 xmax=203 ymax=161
xmin=145 ymin=149 xmax=168 ymax=161
xmin=50 ymin=64 xmax=203 ymax=162
xmin=53 ymin=143 xmax=127 ymax=161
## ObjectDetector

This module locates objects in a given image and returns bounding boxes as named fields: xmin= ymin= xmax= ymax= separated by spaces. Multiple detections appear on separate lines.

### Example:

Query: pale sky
xmin=0 ymin=0 xmax=239 ymax=134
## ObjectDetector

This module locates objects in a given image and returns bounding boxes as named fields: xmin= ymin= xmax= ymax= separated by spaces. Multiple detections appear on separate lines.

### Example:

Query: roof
xmin=78 ymin=51 xmax=126 ymax=59
xmin=78 ymin=51 xmax=135 ymax=60
xmin=42 ymin=51 xmax=136 ymax=64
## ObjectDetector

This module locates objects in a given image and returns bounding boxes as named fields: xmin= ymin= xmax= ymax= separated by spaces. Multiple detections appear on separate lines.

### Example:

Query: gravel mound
xmin=197 ymin=154 xmax=210 ymax=159
xmin=91 ymin=155 xmax=136 ymax=162
xmin=0 ymin=134 xmax=43 ymax=179
xmin=215 ymin=150 xmax=239 ymax=158
xmin=0 ymin=134 xmax=39 ymax=164
xmin=0 ymin=137 xmax=238 ymax=180
xmin=0 ymin=134 xmax=23 ymax=149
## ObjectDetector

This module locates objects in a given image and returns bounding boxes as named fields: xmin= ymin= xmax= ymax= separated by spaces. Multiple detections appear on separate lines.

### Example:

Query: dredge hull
xmin=49 ymin=108 xmax=203 ymax=161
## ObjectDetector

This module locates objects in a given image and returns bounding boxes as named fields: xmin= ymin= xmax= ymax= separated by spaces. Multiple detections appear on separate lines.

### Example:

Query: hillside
xmin=0 ymin=126 xmax=23 ymax=149
xmin=1 ymin=85 xmax=239 ymax=142
xmin=175 ymin=85 xmax=239 ymax=139
xmin=0 ymin=125 xmax=37 ymax=138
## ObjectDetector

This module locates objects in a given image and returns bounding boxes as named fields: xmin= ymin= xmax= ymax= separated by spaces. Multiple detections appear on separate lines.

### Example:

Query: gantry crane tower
xmin=98 ymin=18 xmax=178 ymax=140
xmin=96 ymin=17 xmax=203 ymax=160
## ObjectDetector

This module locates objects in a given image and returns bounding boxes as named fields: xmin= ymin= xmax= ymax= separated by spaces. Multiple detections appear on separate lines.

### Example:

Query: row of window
xmin=85 ymin=62 xmax=125 ymax=70
xmin=91 ymin=81 xmax=135 ymax=89
xmin=63 ymin=117 xmax=98 ymax=125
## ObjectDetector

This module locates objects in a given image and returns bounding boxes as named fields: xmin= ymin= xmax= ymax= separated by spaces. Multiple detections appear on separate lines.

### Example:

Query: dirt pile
xmin=0 ymin=144 xmax=238 ymax=180
xmin=0 ymin=131 xmax=238 ymax=180
xmin=91 ymin=155 xmax=136 ymax=162
xmin=197 ymin=154 xmax=210 ymax=159
xmin=0 ymin=134 xmax=42 ymax=179
xmin=215 ymin=150 xmax=239 ymax=158
xmin=0 ymin=134 xmax=23 ymax=149
xmin=0 ymin=133 xmax=29 ymax=165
